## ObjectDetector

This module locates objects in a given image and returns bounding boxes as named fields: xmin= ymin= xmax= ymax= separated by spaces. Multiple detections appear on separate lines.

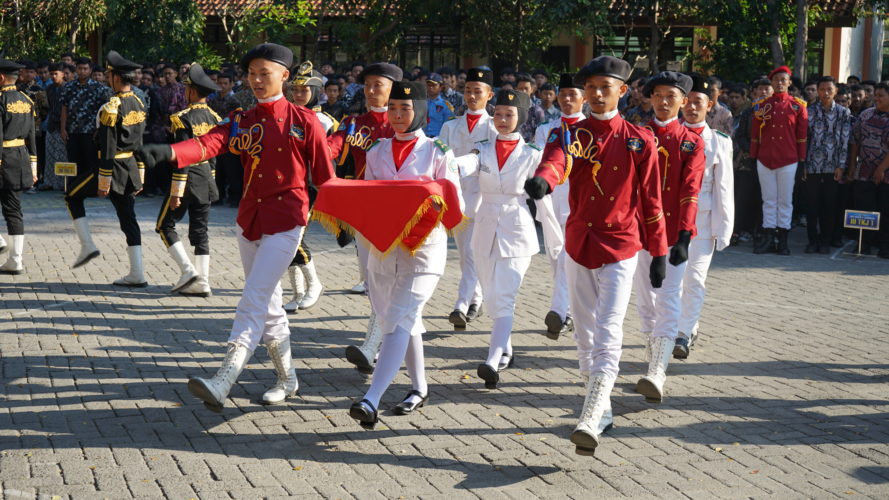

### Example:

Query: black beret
xmin=574 ymin=56 xmax=632 ymax=85
xmin=558 ymin=73 xmax=583 ymax=90
xmin=642 ymin=71 xmax=693 ymax=97
xmin=183 ymin=62 xmax=220 ymax=94
xmin=105 ymin=50 xmax=141 ymax=73
xmin=465 ymin=67 xmax=493 ymax=86
xmin=390 ymin=81 xmax=426 ymax=100
xmin=358 ymin=63 xmax=403 ymax=84
xmin=0 ymin=59 xmax=24 ymax=73
xmin=686 ymin=73 xmax=713 ymax=99
xmin=291 ymin=61 xmax=324 ymax=88
xmin=240 ymin=43 xmax=293 ymax=72
xmin=494 ymin=89 xmax=531 ymax=110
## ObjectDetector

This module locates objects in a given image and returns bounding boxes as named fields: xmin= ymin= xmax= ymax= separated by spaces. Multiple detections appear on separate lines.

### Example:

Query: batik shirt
xmin=806 ymin=101 xmax=851 ymax=174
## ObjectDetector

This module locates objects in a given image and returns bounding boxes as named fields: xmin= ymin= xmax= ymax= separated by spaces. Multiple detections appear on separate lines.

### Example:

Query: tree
xmin=0 ymin=0 xmax=105 ymax=59
xmin=211 ymin=0 xmax=315 ymax=58
xmin=104 ymin=0 xmax=213 ymax=63
xmin=792 ymin=0 xmax=808 ymax=79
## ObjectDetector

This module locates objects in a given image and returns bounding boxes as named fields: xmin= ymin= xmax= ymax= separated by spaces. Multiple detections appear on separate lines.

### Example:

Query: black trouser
xmin=218 ymin=153 xmax=242 ymax=204
xmin=850 ymin=181 xmax=889 ymax=250
xmin=289 ymin=239 xmax=312 ymax=266
xmin=36 ymin=132 xmax=46 ymax=183
xmin=804 ymin=173 xmax=837 ymax=246
xmin=66 ymin=133 xmax=97 ymax=178
xmin=734 ymin=168 xmax=762 ymax=234
xmin=833 ymin=181 xmax=853 ymax=243
xmin=0 ymin=189 xmax=24 ymax=235
xmin=65 ymin=173 xmax=141 ymax=246
xmin=156 ymin=194 xmax=211 ymax=255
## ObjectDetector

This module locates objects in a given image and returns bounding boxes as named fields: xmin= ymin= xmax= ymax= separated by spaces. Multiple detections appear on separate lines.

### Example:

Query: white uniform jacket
xmin=438 ymin=112 xmax=497 ymax=218
xmin=364 ymin=130 xmax=463 ymax=275
xmin=694 ymin=124 xmax=735 ymax=250
xmin=458 ymin=136 xmax=542 ymax=259
xmin=532 ymin=113 xmax=584 ymax=227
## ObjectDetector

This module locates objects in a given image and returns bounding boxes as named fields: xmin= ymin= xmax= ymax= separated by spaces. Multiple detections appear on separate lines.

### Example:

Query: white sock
xmin=363 ymin=325 xmax=411 ymax=408
xmin=485 ymin=316 xmax=513 ymax=368
xmin=402 ymin=334 xmax=427 ymax=405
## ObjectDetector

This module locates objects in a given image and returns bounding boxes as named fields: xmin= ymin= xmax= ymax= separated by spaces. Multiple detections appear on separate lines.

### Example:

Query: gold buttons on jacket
xmin=261 ymin=118 xmax=267 ymax=122
xmin=278 ymin=196 xmax=282 ymax=200
xmin=278 ymin=118 xmax=284 ymax=122
xmin=590 ymin=196 xmax=595 ymax=200
xmin=666 ymin=212 xmax=671 ymax=217
xmin=587 ymin=222 xmax=592 ymax=227
xmin=257 ymin=198 xmax=262 ymax=202
xmin=609 ymin=196 xmax=615 ymax=201
xmin=277 ymin=148 xmax=282 ymax=152
xmin=666 ymin=186 xmax=671 ymax=191
xmin=607 ymin=223 xmax=612 ymax=228
xmin=613 ymin=166 xmax=618 ymax=170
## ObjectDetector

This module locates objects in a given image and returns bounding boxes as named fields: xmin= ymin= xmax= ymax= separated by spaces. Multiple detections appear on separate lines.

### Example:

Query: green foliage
xmin=105 ymin=0 xmax=212 ymax=63
xmin=0 ymin=0 xmax=106 ymax=59
xmin=229 ymin=1 xmax=315 ymax=54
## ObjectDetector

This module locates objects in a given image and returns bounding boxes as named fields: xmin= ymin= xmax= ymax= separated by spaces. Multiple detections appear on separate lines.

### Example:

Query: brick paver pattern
xmin=1 ymin=192 xmax=888 ymax=498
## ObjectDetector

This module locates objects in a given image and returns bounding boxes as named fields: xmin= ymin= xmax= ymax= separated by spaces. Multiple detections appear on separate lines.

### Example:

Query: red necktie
xmin=466 ymin=113 xmax=481 ymax=133
xmin=392 ymin=137 xmax=418 ymax=170
xmin=495 ymin=139 xmax=520 ymax=170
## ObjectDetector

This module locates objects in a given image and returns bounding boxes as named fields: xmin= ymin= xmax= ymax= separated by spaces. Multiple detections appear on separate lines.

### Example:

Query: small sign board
xmin=844 ymin=210 xmax=880 ymax=231
xmin=54 ymin=162 xmax=77 ymax=177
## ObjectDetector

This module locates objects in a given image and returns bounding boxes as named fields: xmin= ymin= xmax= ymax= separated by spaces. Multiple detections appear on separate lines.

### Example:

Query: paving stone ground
xmin=1 ymin=191 xmax=888 ymax=499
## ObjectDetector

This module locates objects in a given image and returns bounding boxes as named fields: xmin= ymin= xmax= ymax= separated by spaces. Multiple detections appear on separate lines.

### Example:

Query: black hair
xmin=726 ymin=84 xmax=746 ymax=95
xmin=117 ymin=73 xmax=139 ymax=86
xmin=437 ymin=67 xmax=455 ymax=76
xmin=706 ymin=75 xmax=723 ymax=89
xmin=836 ymin=84 xmax=851 ymax=95
xmin=60 ymin=52 xmax=74 ymax=59
xmin=2 ymin=71 xmax=19 ymax=80
xmin=850 ymin=84 xmax=864 ymax=93
xmin=515 ymin=72 xmax=534 ymax=85
xmin=324 ymin=80 xmax=339 ymax=89
xmin=539 ymin=82 xmax=556 ymax=92
xmin=217 ymin=71 xmax=234 ymax=83
xmin=37 ymin=60 xmax=49 ymax=68
xmin=752 ymin=78 xmax=771 ymax=88
xmin=63 ymin=64 xmax=75 ymax=73
xmin=816 ymin=76 xmax=836 ymax=87
xmin=48 ymin=62 xmax=64 ymax=72
xmin=92 ymin=64 xmax=103 ymax=73
xmin=861 ymin=79 xmax=877 ymax=87
xmin=875 ymin=82 xmax=889 ymax=94
xmin=74 ymin=57 xmax=91 ymax=66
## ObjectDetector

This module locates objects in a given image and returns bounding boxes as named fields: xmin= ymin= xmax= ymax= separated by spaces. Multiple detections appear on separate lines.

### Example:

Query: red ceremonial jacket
xmin=327 ymin=110 xmax=394 ymax=179
xmin=749 ymin=92 xmax=808 ymax=169
xmin=649 ymin=118 xmax=706 ymax=244
xmin=535 ymin=114 xmax=667 ymax=269
xmin=171 ymin=96 xmax=333 ymax=241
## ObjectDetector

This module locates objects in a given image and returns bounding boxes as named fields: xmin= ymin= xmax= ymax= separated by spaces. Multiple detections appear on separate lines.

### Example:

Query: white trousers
xmin=549 ymin=246 xmax=570 ymax=319
xmin=229 ymin=225 xmax=303 ymax=351
xmin=476 ymin=254 xmax=532 ymax=320
xmin=367 ymin=270 xmax=442 ymax=337
xmin=453 ymin=219 xmax=483 ymax=312
xmin=678 ymin=237 xmax=716 ymax=337
xmin=757 ymin=161 xmax=796 ymax=230
xmin=567 ymin=254 xmax=637 ymax=378
xmin=634 ymin=249 xmax=688 ymax=341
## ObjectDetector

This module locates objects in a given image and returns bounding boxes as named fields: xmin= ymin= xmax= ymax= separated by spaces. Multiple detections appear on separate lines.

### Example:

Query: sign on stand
xmin=843 ymin=210 xmax=881 ymax=256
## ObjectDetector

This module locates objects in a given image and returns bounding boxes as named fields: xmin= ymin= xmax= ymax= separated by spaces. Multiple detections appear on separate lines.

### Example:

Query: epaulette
xmin=433 ymin=138 xmax=450 ymax=153
xmin=446 ymin=115 xmax=457 ymax=121
xmin=752 ymin=96 xmax=766 ymax=108
xmin=170 ymin=111 xmax=187 ymax=133
xmin=475 ymin=138 xmax=489 ymax=145
xmin=367 ymin=139 xmax=380 ymax=151
xmin=208 ymin=107 xmax=223 ymax=124
xmin=793 ymin=96 xmax=808 ymax=107
xmin=715 ymin=130 xmax=730 ymax=139
xmin=527 ymin=143 xmax=541 ymax=151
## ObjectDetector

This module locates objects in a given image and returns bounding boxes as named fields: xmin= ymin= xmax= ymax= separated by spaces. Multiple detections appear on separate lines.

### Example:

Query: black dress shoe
xmin=498 ymin=353 xmax=515 ymax=371
xmin=544 ymin=310 xmax=564 ymax=339
xmin=477 ymin=363 xmax=499 ymax=389
xmin=448 ymin=309 xmax=467 ymax=330
xmin=819 ymin=245 xmax=830 ymax=254
xmin=804 ymin=243 xmax=819 ymax=254
xmin=392 ymin=390 xmax=428 ymax=415
xmin=349 ymin=399 xmax=379 ymax=429
xmin=466 ymin=303 xmax=482 ymax=322
xmin=830 ymin=237 xmax=844 ymax=248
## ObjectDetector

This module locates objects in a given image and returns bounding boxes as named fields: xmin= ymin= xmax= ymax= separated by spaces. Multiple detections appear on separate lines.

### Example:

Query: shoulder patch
xmin=715 ymin=130 xmax=730 ymax=138
xmin=367 ymin=139 xmax=380 ymax=151
xmin=627 ymin=137 xmax=644 ymax=152
xmin=794 ymin=96 xmax=808 ymax=107
xmin=433 ymin=138 xmax=450 ymax=153
xmin=527 ymin=143 xmax=541 ymax=151
xmin=680 ymin=139 xmax=697 ymax=153
xmin=547 ymin=128 xmax=559 ymax=143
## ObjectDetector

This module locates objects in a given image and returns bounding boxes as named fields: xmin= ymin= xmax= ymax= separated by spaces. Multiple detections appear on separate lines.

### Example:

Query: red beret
xmin=769 ymin=66 xmax=792 ymax=79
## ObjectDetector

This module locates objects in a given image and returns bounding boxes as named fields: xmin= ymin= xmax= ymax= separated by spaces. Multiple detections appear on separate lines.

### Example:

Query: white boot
xmin=167 ymin=241 xmax=198 ymax=293
xmin=636 ymin=336 xmax=674 ymax=403
xmin=180 ymin=254 xmax=211 ymax=297
xmin=71 ymin=218 xmax=100 ymax=268
xmin=0 ymin=234 xmax=7 ymax=254
xmin=350 ymin=281 xmax=366 ymax=294
xmin=344 ymin=313 xmax=383 ymax=373
xmin=113 ymin=245 xmax=148 ymax=287
xmin=0 ymin=235 xmax=25 ymax=274
xmin=643 ymin=334 xmax=652 ymax=362
xmin=187 ymin=342 xmax=252 ymax=410
xmin=261 ymin=339 xmax=299 ymax=404
xmin=283 ymin=265 xmax=305 ymax=313
xmin=570 ymin=373 xmax=615 ymax=456
xmin=298 ymin=261 xmax=323 ymax=310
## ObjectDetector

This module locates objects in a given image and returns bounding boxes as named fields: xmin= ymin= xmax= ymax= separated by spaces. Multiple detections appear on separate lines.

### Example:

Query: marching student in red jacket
xmin=139 ymin=43 xmax=334 ymax=411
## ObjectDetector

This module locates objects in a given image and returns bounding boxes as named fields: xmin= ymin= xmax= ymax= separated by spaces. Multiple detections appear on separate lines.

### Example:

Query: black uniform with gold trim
xmin=0 ymin=62 xmax=37 ymax=238
xmin=155 ymin=102 xmax=221 ymax=255
xmin=64 ymin=52 xmax=147 ymax=249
